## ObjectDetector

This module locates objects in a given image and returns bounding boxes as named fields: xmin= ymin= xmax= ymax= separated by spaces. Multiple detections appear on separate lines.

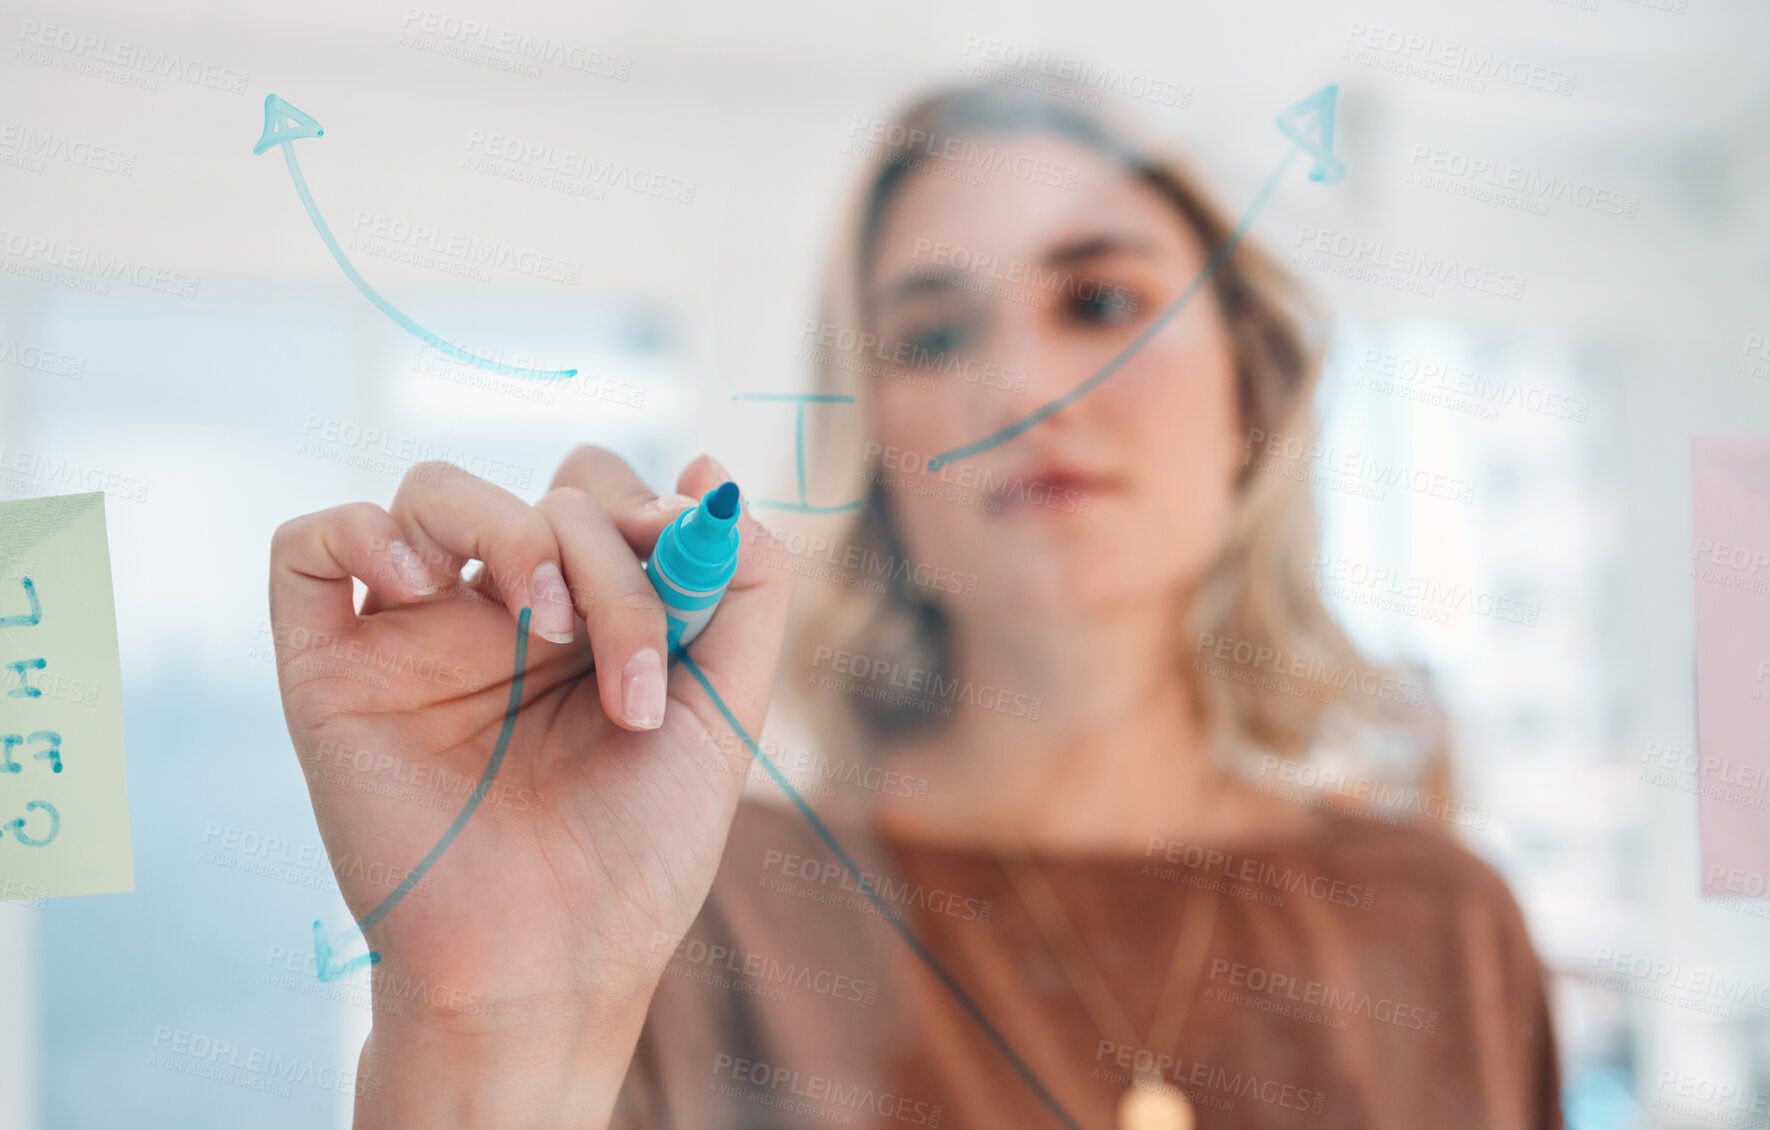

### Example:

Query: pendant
xmin=1118 ymin=1077 xmax=1194 ymax=1130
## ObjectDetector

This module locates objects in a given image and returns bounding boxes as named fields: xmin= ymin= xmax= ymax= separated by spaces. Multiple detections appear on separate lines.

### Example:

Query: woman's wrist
xmin=351 ymin=994 xmax=653 ymax=1130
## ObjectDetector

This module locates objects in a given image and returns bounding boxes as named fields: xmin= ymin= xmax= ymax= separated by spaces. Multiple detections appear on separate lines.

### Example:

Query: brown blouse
xmin=613 ymin=798 xmax=1561 ymax=1130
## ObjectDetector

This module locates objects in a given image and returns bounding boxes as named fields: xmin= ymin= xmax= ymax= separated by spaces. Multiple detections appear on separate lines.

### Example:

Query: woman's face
xmin=864 ymin=132 xmax=1244 ymax=617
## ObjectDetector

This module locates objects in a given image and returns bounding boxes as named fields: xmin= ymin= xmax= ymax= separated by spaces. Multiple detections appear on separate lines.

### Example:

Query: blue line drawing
xmin=252 ymin=94 xmax=577 ymax=382
xmin=678 ymin=653 xmax=1083 ymax=1130
xmin=925 ymin=85 xmax=1345 ymax=472
xmin=311 ymin=607 xmax=532 ymax=981
xmin=732 ymin=393 xmax=864 ymax=514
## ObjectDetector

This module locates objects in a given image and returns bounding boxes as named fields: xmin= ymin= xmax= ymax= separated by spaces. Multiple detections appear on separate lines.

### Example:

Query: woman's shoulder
xmin=1291 ymin=805 xmax=1537 ymax=946
xmin=1304 ymin=805 xmax=1515 ymax=892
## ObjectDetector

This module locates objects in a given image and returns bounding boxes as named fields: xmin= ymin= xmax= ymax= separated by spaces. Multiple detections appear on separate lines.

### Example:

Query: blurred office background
xmin=2 ymin=0 xmax=1767 ymax=1125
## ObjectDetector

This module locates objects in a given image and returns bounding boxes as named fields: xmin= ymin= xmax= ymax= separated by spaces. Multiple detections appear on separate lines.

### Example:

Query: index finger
xmin=550 ymin=445 xmax=785 ymax=598
xmin=549 ymin=444 xmax=700 ymax=555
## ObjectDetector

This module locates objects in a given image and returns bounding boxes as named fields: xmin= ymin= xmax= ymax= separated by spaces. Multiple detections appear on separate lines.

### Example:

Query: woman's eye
xmin=1067 ymin=286 xmax=1137 ymax=326
xmin=905 ymin=322 xmax=972 ymax=364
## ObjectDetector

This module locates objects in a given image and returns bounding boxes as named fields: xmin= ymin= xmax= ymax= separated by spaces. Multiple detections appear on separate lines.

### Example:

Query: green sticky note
xmin=0 ymin=492 xmax=133 ymax=899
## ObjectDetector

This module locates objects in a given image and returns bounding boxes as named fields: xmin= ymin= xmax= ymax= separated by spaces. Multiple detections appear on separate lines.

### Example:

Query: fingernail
xmin=529 ymin=562 xmax=575 ymax=644
xmin=706 ymin=454 xmax=732 ymax=481
xmin=389 ymin=540 xmax=438 ymax=595
xmin=623 ymin=648 xmax=667 ymax=729
xmin=645 ymin=493 xmax=697 ymax=513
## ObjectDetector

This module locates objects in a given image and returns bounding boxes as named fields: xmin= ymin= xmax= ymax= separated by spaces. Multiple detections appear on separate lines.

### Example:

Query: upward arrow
xmin=925 ymin=84 xmax=1347 ymax=472
xmin=252 ymin=93 xmax=577 ymax=381
xmin=1275 ymin=83 xmax=1347 ymax=184
xmin=253 ymin=94 xmax=323 ymax=155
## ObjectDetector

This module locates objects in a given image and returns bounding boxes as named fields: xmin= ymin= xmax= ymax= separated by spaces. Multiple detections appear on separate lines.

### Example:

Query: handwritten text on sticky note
xmin=0 ymin=492 xmax=132 ymax=898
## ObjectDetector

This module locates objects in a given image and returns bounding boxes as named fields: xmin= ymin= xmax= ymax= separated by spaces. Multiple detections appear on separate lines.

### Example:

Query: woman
xmin=270 ymin=81 xmax=1560 ymax=1129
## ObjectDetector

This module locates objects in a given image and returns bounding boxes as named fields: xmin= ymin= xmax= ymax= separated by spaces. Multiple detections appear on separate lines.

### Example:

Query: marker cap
xmin=649 ymin=482 xmax=741 ymax=605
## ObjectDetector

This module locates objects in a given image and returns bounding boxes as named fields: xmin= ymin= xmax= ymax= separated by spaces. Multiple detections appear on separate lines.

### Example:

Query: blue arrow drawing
xmin=253 ymin=94 xmax=577 ymax=381
xmin=926 ymin=84 xmax=1346 ymax=472
xmin=310 ymin=607 xmax=532 ymax=980
xmin=292 ymin=84 xmax=1344 ymax=1127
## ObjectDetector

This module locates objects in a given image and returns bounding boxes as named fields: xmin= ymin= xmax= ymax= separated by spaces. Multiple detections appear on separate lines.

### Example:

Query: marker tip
xmin=707 ymin=481 xmax=740 ymax=520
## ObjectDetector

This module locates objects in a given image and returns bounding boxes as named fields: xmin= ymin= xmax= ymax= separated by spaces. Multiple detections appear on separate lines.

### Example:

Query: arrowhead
xmin=312 ymin=918 xmax=379 ymax=982
xmin=1276 ymin=85 xmax=1347 ymax=185
xmin=254 ymin=94 xmax=324 ymax=156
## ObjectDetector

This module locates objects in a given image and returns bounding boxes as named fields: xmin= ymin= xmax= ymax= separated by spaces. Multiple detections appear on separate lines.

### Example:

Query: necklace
xmin=997 ymin=849 xmax=1219 ymax=1130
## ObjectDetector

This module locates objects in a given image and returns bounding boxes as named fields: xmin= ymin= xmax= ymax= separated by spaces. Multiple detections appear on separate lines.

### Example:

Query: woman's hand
xmin=268 ymin=447 xmax=793 ymax=1128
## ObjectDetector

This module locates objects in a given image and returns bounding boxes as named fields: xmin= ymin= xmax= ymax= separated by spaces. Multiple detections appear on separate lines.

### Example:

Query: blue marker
xmin=646 ymin=482 xmax=742 ymax=655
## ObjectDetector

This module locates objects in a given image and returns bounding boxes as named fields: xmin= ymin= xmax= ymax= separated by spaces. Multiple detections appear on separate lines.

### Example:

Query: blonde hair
xmin=782 ymin=81 xmax=1441 ymax=782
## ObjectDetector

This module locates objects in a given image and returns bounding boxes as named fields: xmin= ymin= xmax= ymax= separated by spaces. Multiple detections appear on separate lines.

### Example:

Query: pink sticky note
xmin=1692 ymin=436 xmax=1770 ymax=898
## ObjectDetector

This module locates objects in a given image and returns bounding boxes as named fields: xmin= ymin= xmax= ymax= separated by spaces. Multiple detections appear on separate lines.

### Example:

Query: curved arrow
xmin=925 ymin=84 xmax=1346 ymax=472
xmin=311 ymin=607 xmax=532 ymax=981
xmin=253 ymin=94 xmax=577 ymax=382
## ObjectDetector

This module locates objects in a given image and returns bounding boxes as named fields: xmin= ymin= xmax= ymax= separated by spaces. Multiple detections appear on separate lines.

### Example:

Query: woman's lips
xmin=988 ymin=465 xmax=1121 ymax=513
